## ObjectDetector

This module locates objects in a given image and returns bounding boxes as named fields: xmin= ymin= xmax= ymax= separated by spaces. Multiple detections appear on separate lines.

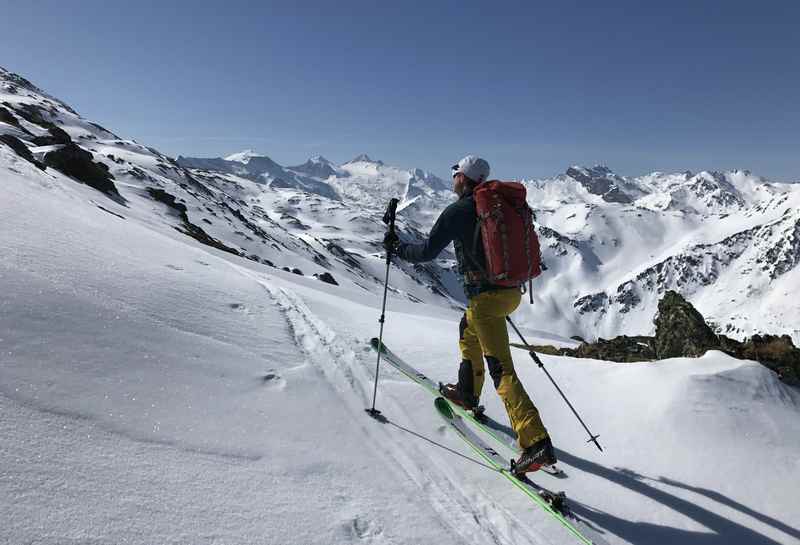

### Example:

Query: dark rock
xmin=574 ymin=292 xmax=609 ymax=315
xmin=615 ymin=283 xmax=641 ymax=314
xmin=602 ymin=185 xmax=634 ymax=204
xmin=280 ymin=213 xmax=310 ymax=230
xmin=43 ymin=143 xmax=120 ymax=197
xmin=653 ymin=291 xmax=719 ymax=358
xmin=32 ymin=125 xmax=72 ymax=146
xmin=243 ymin=255 xmax=274 ymax=267
xmin=720 ymin=334 xmax=800 ymax=386
xmin=570 ymin=335 xmax=587 ymax=344
xmin=147 ymin=187 xmax=240 ymax=256
xmin=566 ymin=165 xmax=633 ymax=203
xmin=288 ymin=156 xmax=339 ymax=179
xmin=543 ymin=292 xmax=798 ymax=383
xmin=347 ymin=153 xmax=384 ymax=166
xmin=325 ymin=241 xmax=363 ymax=271
xmin=291 ymin=268 xmax=304 ymax=276
xmin=147 ymin=187 xmax=188 ymax=214
xmin=0 ymin=134 xmax=44 ymax=169
xmin=0 ymin=106 xmax=21 ymax=127
xmin=574 ymin=335 xmax=656 ymax=362
xmin=534 ymin=335 xmax=656 ymax=362
xmin=9 ymin=103 xmax=53 ymax=128
xmin=314 ymin=272 xmax=339 ymax=286
xmin=762 ymin=217 xmax=800 ymax=279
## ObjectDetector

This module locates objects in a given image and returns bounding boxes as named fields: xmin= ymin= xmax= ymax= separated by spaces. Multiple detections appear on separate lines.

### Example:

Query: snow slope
xmin=3 ymin=140 xmax=800 ymax=545
xmin=0 ymin=148 xmax=464 ymax=544
xmin=2 ymin=66 xmax=800 ymax=545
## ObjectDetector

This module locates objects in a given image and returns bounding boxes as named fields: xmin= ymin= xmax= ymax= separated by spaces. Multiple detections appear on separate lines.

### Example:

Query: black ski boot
xmin=512 ymin=435 xmax=557 ymax=476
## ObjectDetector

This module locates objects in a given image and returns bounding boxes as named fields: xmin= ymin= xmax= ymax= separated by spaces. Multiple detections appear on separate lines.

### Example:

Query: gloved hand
xmin=383 ymin=231 xmax=400 ymax=252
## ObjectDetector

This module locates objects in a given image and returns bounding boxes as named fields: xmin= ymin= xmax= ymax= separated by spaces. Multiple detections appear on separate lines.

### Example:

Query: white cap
xmin=452 ymin=155 xmax=490 ymax=184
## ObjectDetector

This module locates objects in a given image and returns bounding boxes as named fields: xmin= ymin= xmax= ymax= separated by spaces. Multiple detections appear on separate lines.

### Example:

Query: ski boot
xmin=511 ymin=435 xmax=557 ymax=476
xmin=438 ymin=382 xmax=485 ymax=420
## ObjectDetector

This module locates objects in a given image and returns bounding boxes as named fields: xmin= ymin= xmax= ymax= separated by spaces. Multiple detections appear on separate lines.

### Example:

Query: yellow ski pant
xmin=459 ymin=289 xmax=548 ymax=449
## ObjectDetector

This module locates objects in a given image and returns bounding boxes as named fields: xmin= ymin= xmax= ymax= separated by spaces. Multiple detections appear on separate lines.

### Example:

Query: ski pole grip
xmin=383 ymin=198 xmax=399 ymax=231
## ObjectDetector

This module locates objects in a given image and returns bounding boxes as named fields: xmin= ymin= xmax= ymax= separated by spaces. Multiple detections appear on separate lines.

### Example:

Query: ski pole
xmin=506 ymin=317 xmax=603 ymax=452
xmin=366 ymin=197 xmax=399 ymax=421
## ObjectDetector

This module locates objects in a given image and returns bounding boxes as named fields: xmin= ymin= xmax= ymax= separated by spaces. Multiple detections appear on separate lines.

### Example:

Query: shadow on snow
xmin=557 ymin=448 xmax=799 ymax=545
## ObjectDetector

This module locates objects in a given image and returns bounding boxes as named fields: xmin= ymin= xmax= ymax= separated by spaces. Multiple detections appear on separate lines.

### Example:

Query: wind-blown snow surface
xmin=3 ymin=144 xmax=800 ymax=545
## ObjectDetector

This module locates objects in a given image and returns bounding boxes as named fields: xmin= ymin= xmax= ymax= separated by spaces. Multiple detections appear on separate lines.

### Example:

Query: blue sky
xmin=2 ymin=0 xmax=798 ymax=180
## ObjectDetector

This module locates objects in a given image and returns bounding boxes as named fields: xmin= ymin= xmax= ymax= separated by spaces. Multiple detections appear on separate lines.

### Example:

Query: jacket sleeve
xmin=396 ymin=204 xmax=459 ymax=263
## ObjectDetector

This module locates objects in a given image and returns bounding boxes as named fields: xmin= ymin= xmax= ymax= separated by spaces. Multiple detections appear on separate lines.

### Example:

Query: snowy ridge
xmin=519 ymin=166 xmax=800 ymax=342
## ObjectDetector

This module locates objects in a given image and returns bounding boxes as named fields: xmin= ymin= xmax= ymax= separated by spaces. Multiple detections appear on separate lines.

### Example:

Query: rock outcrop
xmin=720 ymin=334 xmax=800 ymax=386
xmin=44 ymin=143 xmax=120 ymax=197
xmin=0 ymin=134 xmax=44 ymax=169
xmin=529 ymin=290 xmax=800 ymax=386
xmin=314 ymin=272 xmax=339 ymax=286
xmin=653 ymin=291 xmax=720 ymax=358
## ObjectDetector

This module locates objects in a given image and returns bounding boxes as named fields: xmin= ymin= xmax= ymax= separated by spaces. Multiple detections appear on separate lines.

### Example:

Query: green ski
xmin=433 ymin=397 xmax=607 ymax=545
xmin=370 ymin=337 xmax=565 ymax=477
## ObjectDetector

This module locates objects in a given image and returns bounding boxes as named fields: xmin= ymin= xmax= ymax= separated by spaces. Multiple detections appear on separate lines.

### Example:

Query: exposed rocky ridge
xmin=565 ymin=165 xmax=634 ymax=203
xmin=43 ymin=143 xmax=121 ymax=199
xmin=533 ymin=291 xmax=800 ymax=386
xmin=574 ymin=208 xmax=800 ymax=329
xmin=720 ymin=334 xmax=800 ymax=385
xmin=0 ymin=134 xmax=44 ymax=169
xmin=177 ymin=153 xmax=339 ymax=200
xmin=287 ymin=156 xmax=340 ymax=180
xmin=530 ymin=335 xmax=656 ymax=362
xmin=346 ymin=153 xmax=383 ymax=165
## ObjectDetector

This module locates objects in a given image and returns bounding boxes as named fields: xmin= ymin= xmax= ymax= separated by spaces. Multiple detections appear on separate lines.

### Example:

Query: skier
xmin=382 ymin=155 xmax=556 ymax=474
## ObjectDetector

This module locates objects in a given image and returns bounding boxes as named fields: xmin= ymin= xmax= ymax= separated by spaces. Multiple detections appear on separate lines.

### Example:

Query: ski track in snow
xmin=237 ymin=264 xmax=554 ymax=545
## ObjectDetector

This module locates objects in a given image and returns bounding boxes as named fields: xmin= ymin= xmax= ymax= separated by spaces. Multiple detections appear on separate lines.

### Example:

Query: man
xmin=383 ymin=155 xmax=556 ymax=474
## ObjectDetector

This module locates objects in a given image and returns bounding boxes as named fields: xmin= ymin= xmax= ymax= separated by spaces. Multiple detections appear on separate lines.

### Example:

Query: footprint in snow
xmin=260 ymin=372 xmax=286 ymax=390
xmin=348 ymin=516 xmax=383 ymax=541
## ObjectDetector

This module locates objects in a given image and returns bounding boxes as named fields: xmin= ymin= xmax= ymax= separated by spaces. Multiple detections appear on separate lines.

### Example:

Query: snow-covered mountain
xmin=3 ymin=65 xmax=799 ymax=347
xmin=3 ymin=66 xmax=800 ymax=545
xmin=523 ymin=166 xmax=800 ymax=343
xmin=177 ymin=148 xmax=800 ymax=344
xmin=177 ymin=149 xmax=340 ymax=199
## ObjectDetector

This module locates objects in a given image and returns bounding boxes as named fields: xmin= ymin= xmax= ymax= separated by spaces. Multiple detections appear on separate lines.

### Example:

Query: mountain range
xmin=2 ymin=65 xmax=798 ymax=344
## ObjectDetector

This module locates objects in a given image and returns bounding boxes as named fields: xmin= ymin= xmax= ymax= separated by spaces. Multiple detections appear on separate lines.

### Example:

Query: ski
xmin=370 ymin=337 xmax=566 ymax=478
xmin=433 ymin=397 xmax=608 ymax=545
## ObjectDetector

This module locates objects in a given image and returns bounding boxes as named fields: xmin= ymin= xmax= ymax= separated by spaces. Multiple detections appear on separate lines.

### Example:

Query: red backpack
xmin=473 ymin=181 xmax=542 ymax=292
